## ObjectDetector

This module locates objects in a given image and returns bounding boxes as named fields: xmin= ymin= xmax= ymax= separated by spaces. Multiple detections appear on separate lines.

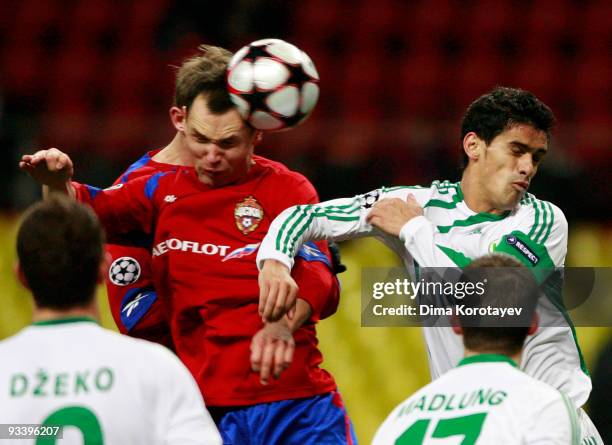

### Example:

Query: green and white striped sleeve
xmin=256 ymin=187 xmax=420 ymax=270
xmin=256 ymin=195 xmax=369 ymax=270
xmin=492 ymin=200 xmax=568 ymax=269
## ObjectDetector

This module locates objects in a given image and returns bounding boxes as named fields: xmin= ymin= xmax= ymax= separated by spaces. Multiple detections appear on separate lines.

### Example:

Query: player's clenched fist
xmin=250 ymin=320 xmax=295 ymax=385
xmin=367 ymin=194 xmax=424 ymax=237
xmin=19 ymin=148 xmax=74 ymax=195
xmin=258 ymin=259 xmax=298 ymax=322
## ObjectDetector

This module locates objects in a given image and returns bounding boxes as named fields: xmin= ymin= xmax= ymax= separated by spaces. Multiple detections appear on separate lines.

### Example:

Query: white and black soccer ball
xmin=108 ymin=257 xmax=141 ymax=286
xmin=227 ymin=38 xmax=320 ymax=131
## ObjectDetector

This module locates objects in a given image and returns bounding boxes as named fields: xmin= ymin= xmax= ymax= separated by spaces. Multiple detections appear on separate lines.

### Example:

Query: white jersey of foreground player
xmin=257 ymin=181 xmax=590 ymax=406
xmin=0 ymin=317 xmax=222 ymax=445
xmin=371 ymin=354 xmax=580 ymax=445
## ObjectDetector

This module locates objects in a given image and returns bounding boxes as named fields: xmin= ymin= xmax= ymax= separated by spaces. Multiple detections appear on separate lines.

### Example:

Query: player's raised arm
xmin=257 ymin=187 xmax=417 ymax=321
xmin=257 ymin=193 xmax=375 ymax=271
xmin=19 ymin=148 xmax=76 ymax=197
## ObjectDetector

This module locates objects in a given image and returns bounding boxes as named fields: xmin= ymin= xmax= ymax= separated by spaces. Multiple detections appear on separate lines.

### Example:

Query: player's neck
xmin=155 ymin=134 xmax=189 ymax=166
xmin=463 ymin=348 xmax=522 ymax=366
xmin=32 ymin=303 xmax=99 ymax=324
xmin=460 ymin=170 xmax=505 ymax=215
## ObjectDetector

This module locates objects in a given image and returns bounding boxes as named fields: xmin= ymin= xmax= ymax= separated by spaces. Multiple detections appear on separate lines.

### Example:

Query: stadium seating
xmin=0 ymin=0 xmax=608 ymax=193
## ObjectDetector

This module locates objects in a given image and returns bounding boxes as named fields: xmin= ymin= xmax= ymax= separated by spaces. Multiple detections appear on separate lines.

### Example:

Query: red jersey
xmin=97 ymin=151 xmax=175 ymax=348
xmin=74 ymin=155 xmax=339 ymax=406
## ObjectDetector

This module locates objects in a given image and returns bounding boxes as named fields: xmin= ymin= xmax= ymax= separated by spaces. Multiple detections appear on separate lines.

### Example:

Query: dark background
xmin=0 ymin=0 xmax=610 ymax=223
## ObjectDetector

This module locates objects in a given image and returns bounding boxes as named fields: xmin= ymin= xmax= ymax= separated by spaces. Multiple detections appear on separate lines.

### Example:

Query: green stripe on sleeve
xmin=286 ymin=211 xmax=316 ymax=256
xmin=535 ymin=200 xmax=549 ymax=244
xmin=560 ymin=393 xmax=581 ymax=445
xmin=541 ymin=202 xmax=555 ymax=244
xmin=282 ymin=199 xmax=361 ymax=256
xmin=276 ymin=206 xmax=302 ymax=251
xmin=528 ymin=199 xmax=540 ymax=240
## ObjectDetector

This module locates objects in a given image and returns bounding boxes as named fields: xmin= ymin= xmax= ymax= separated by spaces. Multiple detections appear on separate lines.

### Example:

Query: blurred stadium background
xmin=0 ymin=0 xmax=610 ymax=442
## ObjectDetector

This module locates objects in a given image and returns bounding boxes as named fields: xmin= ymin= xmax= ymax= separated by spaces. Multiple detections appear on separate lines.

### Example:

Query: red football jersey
xmin=75 ymin=155 xmax=339 ymax=406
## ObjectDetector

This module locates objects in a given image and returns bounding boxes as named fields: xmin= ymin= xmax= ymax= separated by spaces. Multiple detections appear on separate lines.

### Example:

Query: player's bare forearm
xmin=42 ymin=183 xmax=76 ymax=199
xmin=284 ymin=298 xmax=313 ymax=333
xmin=259 ymin=259 xmax=298 ymax=322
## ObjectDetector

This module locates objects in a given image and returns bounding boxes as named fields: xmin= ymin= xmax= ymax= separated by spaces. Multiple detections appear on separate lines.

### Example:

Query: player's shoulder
xmin=115 ymin=149 xmax=169 ymax=183
xmin=381 ymin=179 xmax=455 ymax=192
xmin=98 ymin=327 xmax=170 ymax=355
xmin=517 ymin=193 xmax=568 ymax=234
xmin=255 ymin=155 xmax=313 ymax=187
xmin=253 ymin=154 xmax=290 ymax=172
xmin=0 ymin=329 xmax=28 ymax=353
xmin=94 ymin=328 xmax=184 ymax=370
xmin=518 ymin=193 xmax=565 ymax=216
xmin=507 ymin=368 xmax=570 ymax=408
xmin=378 ymin=179 xmax=458 ymax=204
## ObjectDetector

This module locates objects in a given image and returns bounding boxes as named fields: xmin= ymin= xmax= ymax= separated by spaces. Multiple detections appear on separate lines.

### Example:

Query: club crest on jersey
xmin=234 ymin=196 xmax=264 ymax=235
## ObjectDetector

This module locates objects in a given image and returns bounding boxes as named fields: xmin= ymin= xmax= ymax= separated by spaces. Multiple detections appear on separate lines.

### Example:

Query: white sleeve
xmin=490 ymin=201 xmax=568 ymax=269
xmin=398 ymin=216 xmax=459 ymax=267
xmin=256 ymin=187 xmax=429 ymax=270
xmin=525 ymin=393 xmax=580 ymax=445
xmin=540 ymin=203 xmax=568 ymax=267
xmin=154 ymin=349 xmax=222 ymax=445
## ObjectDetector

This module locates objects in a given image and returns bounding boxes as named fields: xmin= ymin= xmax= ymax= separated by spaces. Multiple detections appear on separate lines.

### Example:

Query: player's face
xmin=182 ymin=95 xmax=259 ymax=187
xmin=478 ymin=124 xmax=548 ymax=210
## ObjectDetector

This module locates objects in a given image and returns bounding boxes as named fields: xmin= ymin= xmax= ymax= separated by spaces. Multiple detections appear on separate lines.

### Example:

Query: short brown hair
xmin=174 ymin=44 xmax=234 ymax=113
xmin=459 ymin=254 xmax=540 ymax=355
xmin=17 ymin=195 xmax=104 ymax=310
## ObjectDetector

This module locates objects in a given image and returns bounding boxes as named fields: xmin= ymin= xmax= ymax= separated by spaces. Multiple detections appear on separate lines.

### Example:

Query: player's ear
xmin=450 ymin=314 xmax=463 ymax=335
xmin=527 ymin=311 xmax=539 ymax=336
xmin=14 ymin=261 xmax=30 ymax=290
xmin=169 ymin=106 xmax=188 ymax=132
xmin=463 ymin=132 xmax=483 ymax=163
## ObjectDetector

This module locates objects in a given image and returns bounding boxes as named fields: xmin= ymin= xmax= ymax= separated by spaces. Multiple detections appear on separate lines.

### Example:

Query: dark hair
xmin=174 ymin=44 xmax=234 ymax=113
xmin=459 ymin=254 xmax=540 ymax=356
xmin=460 ymin=87 xmax=555 ymax=168
xmin=17 ymin=195 xmax=104 ymax=310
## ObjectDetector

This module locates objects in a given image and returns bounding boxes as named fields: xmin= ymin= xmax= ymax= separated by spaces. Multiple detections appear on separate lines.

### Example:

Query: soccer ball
xmin=109 ymin=257 xmax=141 ymax=286
xmin=227 ymin=38 xmax=320 ymax=131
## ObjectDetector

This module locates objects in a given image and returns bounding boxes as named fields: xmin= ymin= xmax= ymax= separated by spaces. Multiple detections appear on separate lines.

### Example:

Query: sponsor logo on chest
xmin=152 ymin=239 xmax=231 ymax=257
xmin=234 ymin=196 xmax=264 ymax=235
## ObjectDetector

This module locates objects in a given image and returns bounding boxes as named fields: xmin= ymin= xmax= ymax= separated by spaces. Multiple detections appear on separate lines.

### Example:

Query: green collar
xmin=458 ymin=354 xmax=518 ymax=368
xmin=454 ymin=182 xmax=464 ymax=201
xmin=32 ymin=316 xmax=98 ymax=327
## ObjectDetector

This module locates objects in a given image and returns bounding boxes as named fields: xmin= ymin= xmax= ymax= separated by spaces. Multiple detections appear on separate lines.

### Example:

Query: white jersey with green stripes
xmin=371 ymin=354 xmax=581 ymax=445
xmin=257 ymin=180 xmax=591 ymax=408
xmin=0 ymin=317 xmax=222 ymax=445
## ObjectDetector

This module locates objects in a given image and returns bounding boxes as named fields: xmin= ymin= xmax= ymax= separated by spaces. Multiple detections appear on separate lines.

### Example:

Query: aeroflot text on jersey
xmin=152 ymin=239 xmax=231 ymax=257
